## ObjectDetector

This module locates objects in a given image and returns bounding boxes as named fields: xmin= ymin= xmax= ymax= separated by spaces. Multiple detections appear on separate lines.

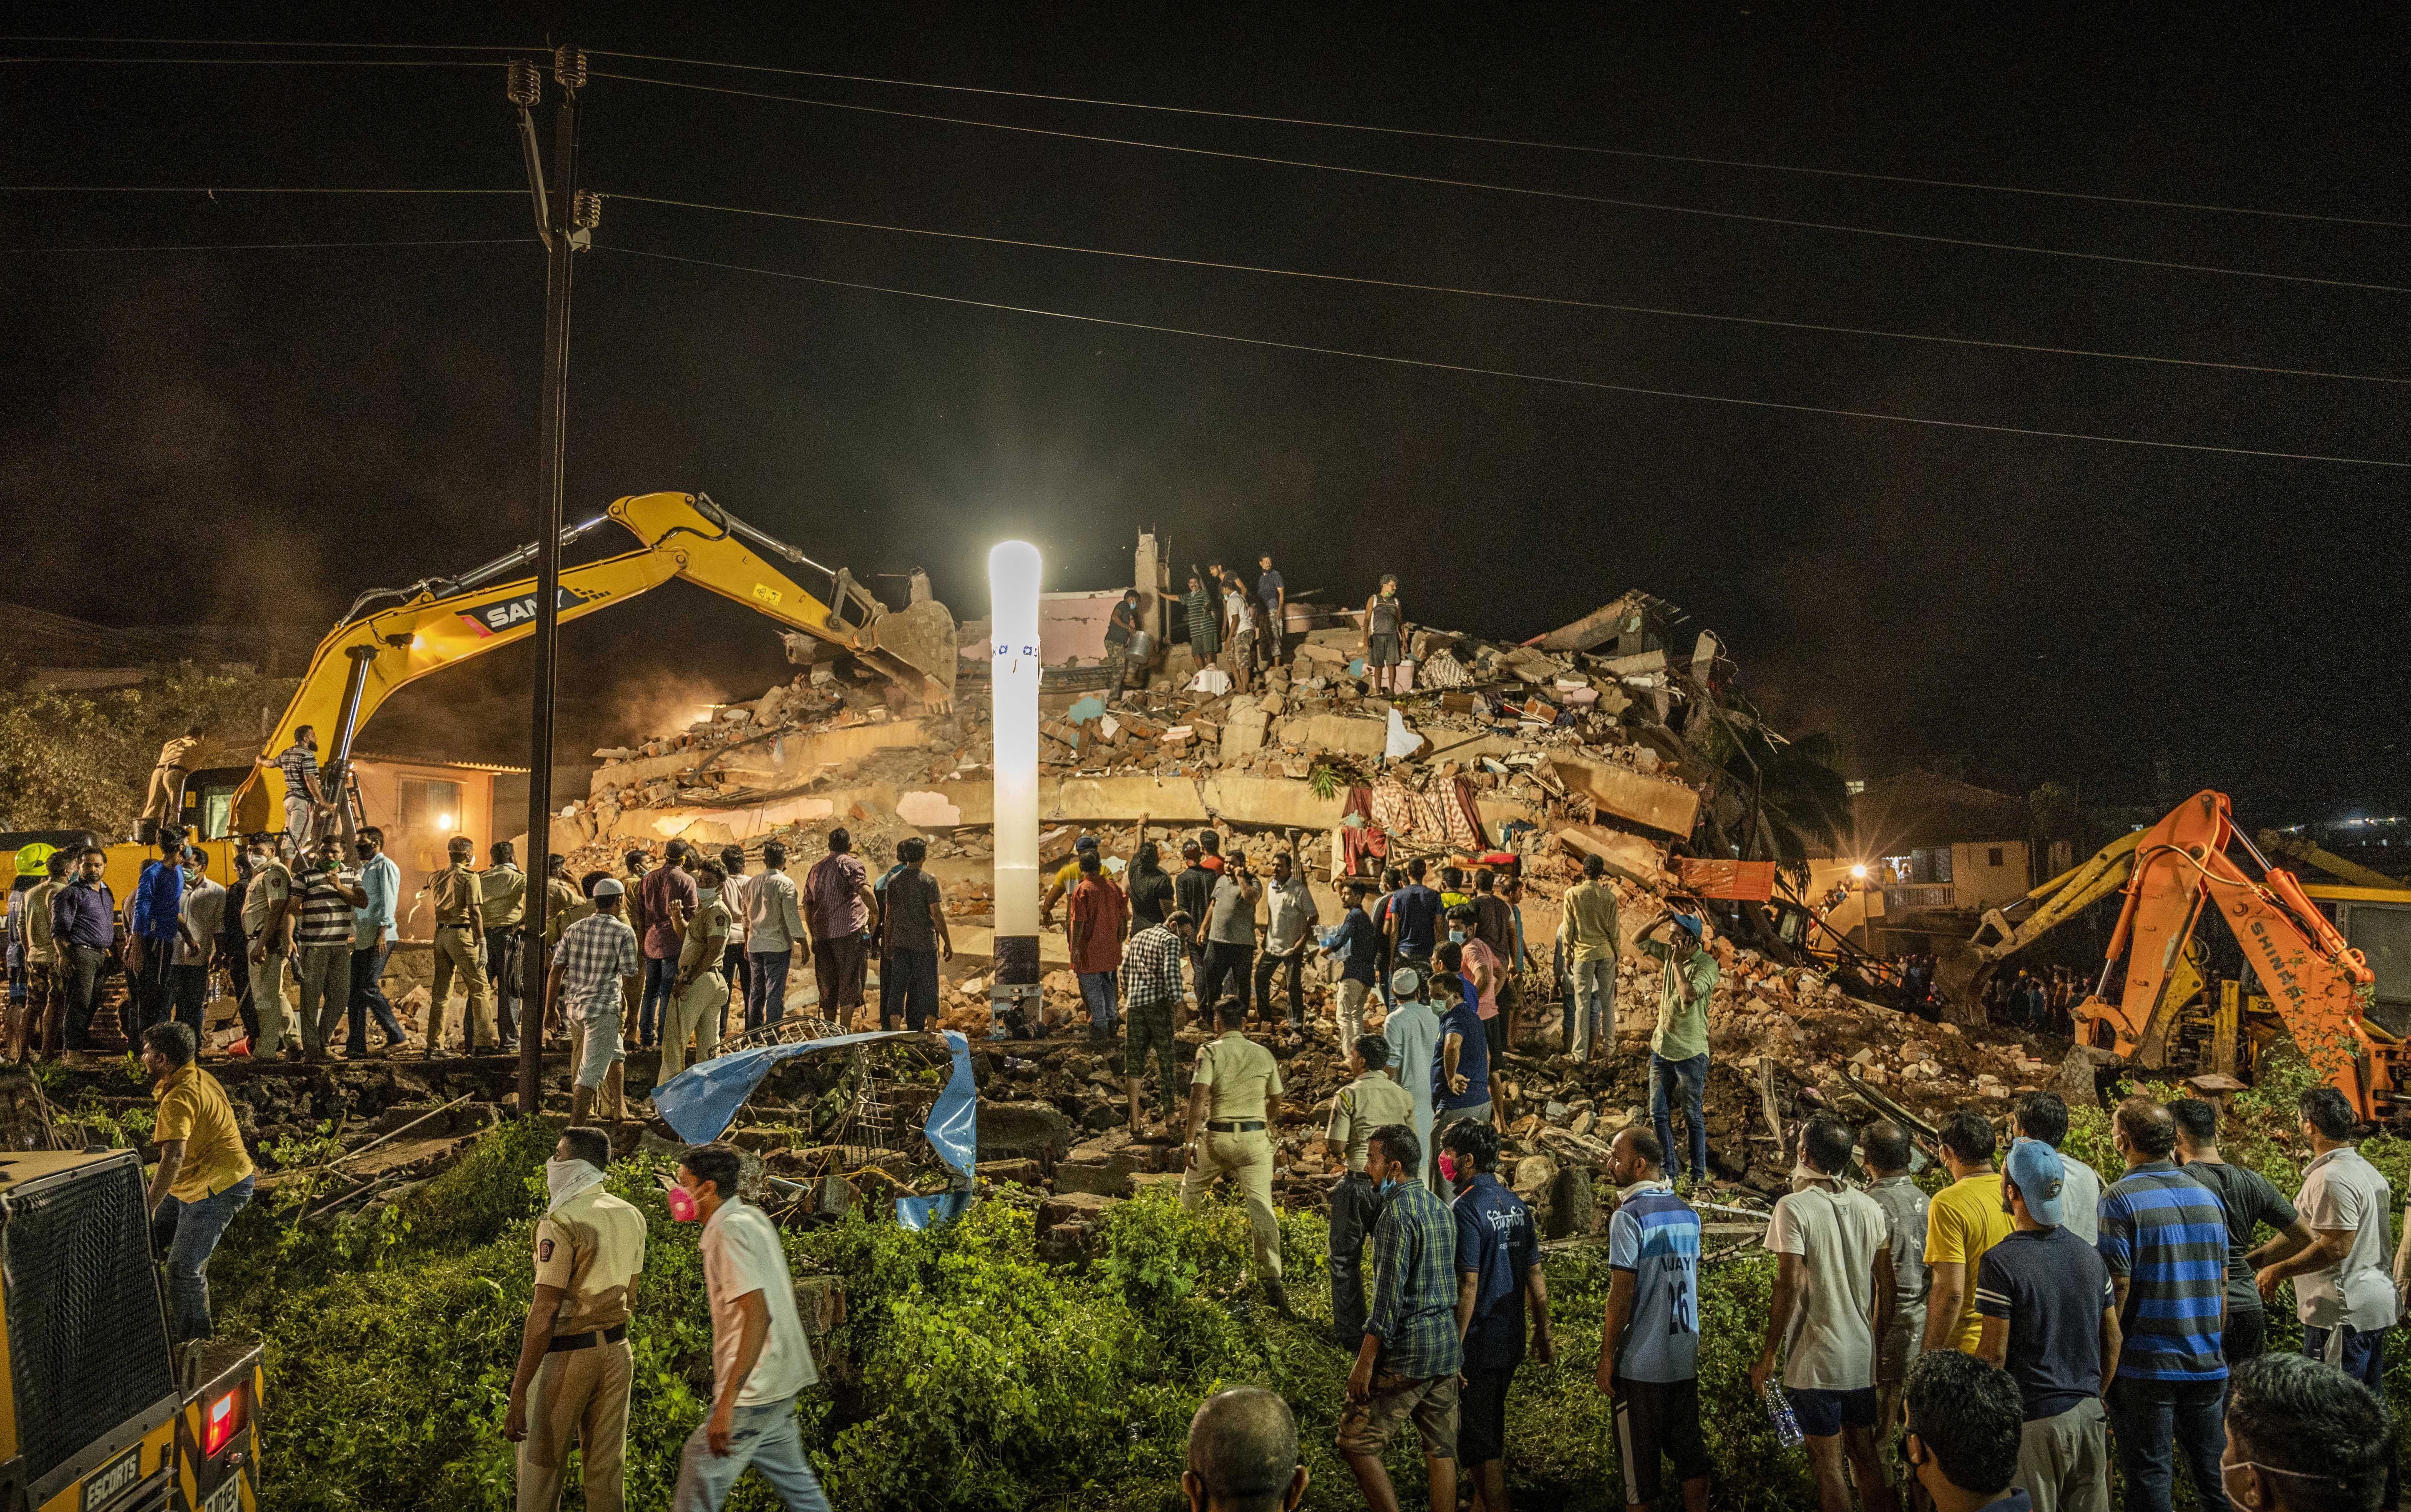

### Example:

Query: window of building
xmin=400 ymin=778 xmax=464 ymax=837
xmin=1988 ymin=847 xmax=2005 ymax=868
xmin=1845 ymin=779 xmax=1866 ymax=795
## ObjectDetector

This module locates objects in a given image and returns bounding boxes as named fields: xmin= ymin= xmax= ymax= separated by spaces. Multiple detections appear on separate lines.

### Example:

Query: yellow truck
xmin=0 ymin=1149 xmax=262 ymax=1512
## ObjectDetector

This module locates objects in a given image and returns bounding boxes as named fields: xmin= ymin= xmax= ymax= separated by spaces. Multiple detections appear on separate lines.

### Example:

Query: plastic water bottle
xmin=1764 ymin=1383 xmax=1804 ymax=1448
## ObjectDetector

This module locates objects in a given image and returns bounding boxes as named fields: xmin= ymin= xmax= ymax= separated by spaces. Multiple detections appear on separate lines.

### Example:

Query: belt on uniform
xmin=436 ymin=921 xmax=477 ymax=930
xmin=547 ymin=1323 xmax=627 ymax=1352
xmin=1206 ymin=1120 xmax=1265 ymax=1133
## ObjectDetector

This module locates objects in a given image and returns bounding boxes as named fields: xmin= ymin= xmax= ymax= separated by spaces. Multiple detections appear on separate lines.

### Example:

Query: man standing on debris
xmin=1361 ymin=574 xmax=1405 ymax=697
xmin=507 ymin=1125 xmax=647 ymax=1512
xmin=262 ymin=724 xmax=328 ymax=850
xmin=1121 ymin=909 xmax=1192 ymax=1132
xmin=1863 ymin=1121 xmax=1933 ymax=1446
xmin=141 ymin=1020 xmax=254 ymax=1344
xmin=2257 ymin=1084 xmax=2400 ymax=1512
xmin=1369 ymin=867 xmax=1404 ymax=1007
xmin=430 ymin=834 xmax=494 ymax=1056
xmin=1383 ymin=967 xmax=1442 ymax=1190
xmin=1181 ymin=994 xmax=1288 ymax=1308
xmin=292 ymin=836 xmax=366 ymax=1062
xmin=1558 ymin=854 xmax=1622 ymax=1062
xmin=1107 ymin=588 xmax=1144 ymax=698
xmin=2169 ymin=1099 xmax=2313 ymax=1368
xmin=744 ymin=842 xmax=808 ymax=1030
xmin=1926 ymin=1109 xmax=2017 ymax=1359
xmin=1598 ymin=1127 xmax=1709 ymax=1512
xmin=1256 ymin=553 xmax=1286 ymax=668
xmin=347 ymin=825 xmax=408 ymax=1057
xmin=1201 ymin=849 xmax=1263 ymax=1014
xmin=169 ymin=848 xmax=224 ymax=1042
xmin=1445 ymin=1120 xmax=1553 ymax=1512
xmin=1975 ymin=1138 xmax=2120 ymax=1512
xmin=1068 ymin=849 xmax=1128 ymax=1042
xmin=1638 ymin=912 xmax=1717 ymax=1188
xmin=661 ymin=859 xmax=731 ymax=1082
xmin=1222 ymin=578 xmax=1258 ymax=694
xmin=236 ymin=834 xmax=291 ymax=1060
xmin=1255 ymin=849 xmax=1319 ymax=1035
xmin=803 ymin=829 xmax=875 ymax=1030
xmin=1384 ymin=858 xmax=1444 ymax=981
xmin=1431 ymin=942 xmax=1493 ymax=1200
xmin=1042 ymin=833 xmax=1102 ymax=928
xmin=1327 ymin=1033 xmax=1417 ymax=1349
xmin=1447 ymin=904 xmax=1505 ymax=1062
xmin=1322 ymin=881 xmax=1384 ymax=1045
xmin=1751 ymin=1114 xmax=1899 ymax=1512
xmin=483 ymin=840 xmax=529 ymax=1053
xmin=668 ymin=1143 xmax=833 ymax=1512
xmin=2011 ymin=1092 xmax=2102 ymax=1245
xmin=715 ymin=847 xmax=752 ymax=1037
xmin=551 ymin=878 xmax=643 ymax=1125
xmin=880 ymin=838 xmax=951 ymax=1034
xmin=2098 ymin=1097 xmax=2232 ymax=1512
xmin=1340 ymin=1122 xmax=1460 ymax=1512
xmin=139 ymin=724 xmax=206 ymax=844
xmin=637 ymin=841 xmax=699 ymax=1050
xmin=54 ymin=846 xmax=120 ymax=1065
xmin=1127 ymin=841 xmax=1175 ymax=931
xmin=127 ymin=828 xmax=186 ymax=1045
xmin=1184 ymin=573 xmax=1221 ymax=669
xmin=1175 ymin=841 xmax=1216 ymax=1010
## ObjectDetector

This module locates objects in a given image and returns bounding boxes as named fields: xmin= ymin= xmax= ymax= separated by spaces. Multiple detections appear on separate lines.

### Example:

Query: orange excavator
xmin=2075 ymin=790 xmax=2399 ymax=1120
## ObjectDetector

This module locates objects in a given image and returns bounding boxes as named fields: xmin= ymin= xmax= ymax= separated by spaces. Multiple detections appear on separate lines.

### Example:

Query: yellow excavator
xmin=227 ymin=490 xmax=958 ymax=838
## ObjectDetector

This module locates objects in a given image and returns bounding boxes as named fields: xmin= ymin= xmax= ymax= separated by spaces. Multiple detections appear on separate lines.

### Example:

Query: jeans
xmin=1327 ymin=1170 xmax=1383 ymax=1349
xmin=156 ymin=1174 xmax=254 ymax=1344
xmin=1568 ymin=956 xmax=1615 ymax=1059
xmin=639 ymin=955 xmax=678 ymax=1047
xmin=296 ymin=943 xmax=352 ymax=1057
xmin=2305 ymin=1325 xmax=2397 ymax=1509
xmin=670 ymin=1397 xmax=831 ymax=1512
xmin=2104 ymin=1376 xmax=2228 ymax=1512
xmin=347 ymin=942 xmax=406 ymax=1053
xmin=1650 ymin=1052 xmax=1709 ymax=1184
xmin=722 ymin=944 xmax=748 ymax=1038
xmin=1200 ymin=940 xmax=1253 ymax=1014
xmin=168 ymin=963 xmax=210 ymax=1038
xmin=62 ymin=943 xmax=108 ymax=1050
xmin=132 ymin=938 xmax=177 ymax=1044
xmin=1252 ymin=947 xmax=1305 ymax=1024
xmin=1078 ymin=971 xmax=1119 ymax=1034
xmin=745 ymin=949 xmax=791 ymax=1030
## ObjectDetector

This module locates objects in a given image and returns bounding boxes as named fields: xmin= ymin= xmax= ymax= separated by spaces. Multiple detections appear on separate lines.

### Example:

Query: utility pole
xmin=512 ymin=48 xmax=596 ymax=1117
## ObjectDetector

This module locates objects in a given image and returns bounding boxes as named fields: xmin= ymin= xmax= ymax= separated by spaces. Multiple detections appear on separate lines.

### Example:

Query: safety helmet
xmin=13 ymin=843 xmax=56 ymax=878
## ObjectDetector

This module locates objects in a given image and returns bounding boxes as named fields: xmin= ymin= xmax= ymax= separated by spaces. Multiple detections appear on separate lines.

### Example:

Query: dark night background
xmin=7 ymin=4 xmax=2406 ymax=824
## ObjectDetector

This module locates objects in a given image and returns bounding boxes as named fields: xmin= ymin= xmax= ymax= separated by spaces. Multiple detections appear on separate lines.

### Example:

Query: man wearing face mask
xmin=346 ymin=826 xmax=409 ymax=1057
xmin=167 ymin=847 xmax=224 ymax=1040
xmin=507 ymin=1125 xmax=646 ymax=1512
xmin=660 ymin=859 xmax=731 ymax=1083
xmin=238 ymin=834 xmax=294 ymax=1059
xmin=260 ymin=724 xmax=328 ymax=851
xmin=2219 ymin=1352 xmax=2395 ymax=1512
xmin=1339 ymin=1122 xmax=1461 ymax=1512
xmin=483 ymin=841 xmax=529 ymax=1053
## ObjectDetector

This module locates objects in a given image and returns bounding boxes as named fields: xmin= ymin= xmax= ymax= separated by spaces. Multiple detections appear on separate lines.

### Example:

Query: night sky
xmin=8 ymin=5 xmax=2406 ymax=821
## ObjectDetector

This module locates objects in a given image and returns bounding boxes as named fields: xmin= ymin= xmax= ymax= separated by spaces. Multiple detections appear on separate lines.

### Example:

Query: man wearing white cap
xmin=1975 ymin=1138 xmax=2121 ymax=1512
xmin=1381 ymin=965 xmax=1442 ymax=1187
xmin=549 ymin=877 xmax=643 ymax=1125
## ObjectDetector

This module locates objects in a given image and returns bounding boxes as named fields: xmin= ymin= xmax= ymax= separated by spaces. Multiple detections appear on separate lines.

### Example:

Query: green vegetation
xmin=211 ymin=1057 xmax=2407 ymax=1511
xmin=0 ymin=661 xmax=280 ymax=832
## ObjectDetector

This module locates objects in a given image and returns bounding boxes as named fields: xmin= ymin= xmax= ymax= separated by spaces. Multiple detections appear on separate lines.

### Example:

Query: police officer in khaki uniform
xmin=506 ymin=1125 xmax=646 ymax=1512
xmin=1180 ymin=993 xmax=1289 ymax=1308
xmin=428 ymin=835 xmax=494 ymax=1056
xmin=660 ymin=858 xmax=731 ymax=1082
xmin=482 ymin=841 xmax=530 ymax=1050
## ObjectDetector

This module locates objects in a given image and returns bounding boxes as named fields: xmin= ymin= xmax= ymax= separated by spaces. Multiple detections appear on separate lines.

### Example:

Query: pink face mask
xmin=1437 ymin=1155 xmax=1458 ymax=1183
xmin=665 ymin=1182 xmax=700 ymax=1223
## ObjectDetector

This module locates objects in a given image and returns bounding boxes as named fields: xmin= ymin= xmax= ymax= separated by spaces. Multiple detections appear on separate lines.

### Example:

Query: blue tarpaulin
xmin=895 ymin=1190 xmax=972 ymax=1230
xmin=923 ymin=1031 xmax=977 ymax=1179
xmin=651 ymin=1030 xmax=913 ymax=1143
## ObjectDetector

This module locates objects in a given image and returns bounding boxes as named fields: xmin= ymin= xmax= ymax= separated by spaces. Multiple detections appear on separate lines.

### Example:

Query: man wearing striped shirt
xmin=292 ymin=838 xmax=366 ymax=1062
xmin=2096 ymin=1097 xmax=2230 ymax=1512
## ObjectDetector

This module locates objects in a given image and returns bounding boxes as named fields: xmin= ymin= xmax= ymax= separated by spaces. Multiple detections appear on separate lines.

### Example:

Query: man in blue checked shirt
xmin=2097 ymin=1097 xmax=2230 ymax=1512
xmin=1339 ymin=1123 xmax=1460 ymax=1512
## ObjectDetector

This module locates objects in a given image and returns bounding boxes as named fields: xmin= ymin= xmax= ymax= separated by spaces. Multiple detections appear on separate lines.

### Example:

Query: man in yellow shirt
xmin=141 ymin=1021 xmax=257 ymax=1344
xmin=1921 ymin=1108 xmax=2013 ymax=1355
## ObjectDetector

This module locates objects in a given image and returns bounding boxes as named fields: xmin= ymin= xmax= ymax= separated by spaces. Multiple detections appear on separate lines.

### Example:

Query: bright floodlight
xmin=989 ymin=541 xmax=1042 ymax=1033
xmin=1849 ymin=863 xmax=1868 ymax=880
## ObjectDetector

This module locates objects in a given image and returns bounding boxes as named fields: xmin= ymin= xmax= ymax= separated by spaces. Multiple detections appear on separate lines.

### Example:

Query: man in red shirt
xmin=1067 ymin=850 xmax=1129 ymax=1044
xmin=636 ymin=841 xmax=697 ymax=1050
xmin=802 ymin=829 xmax=875 ymax=1029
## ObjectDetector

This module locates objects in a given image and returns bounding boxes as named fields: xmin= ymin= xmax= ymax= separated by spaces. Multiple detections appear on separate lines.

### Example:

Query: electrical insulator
xmin=506 ymin=59 xmax=541 ymax=107
xmin=554 ymin=46 xmax=586 ymax=91
xmin=574 ymin=191 xmax=602 ymax=231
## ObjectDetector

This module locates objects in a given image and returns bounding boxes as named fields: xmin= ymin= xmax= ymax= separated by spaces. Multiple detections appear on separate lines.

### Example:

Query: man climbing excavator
xmin=1967 ymin=790 xmax=2405 ymax=1121
xmin=227 ymin=491 xmax=957 ymax=842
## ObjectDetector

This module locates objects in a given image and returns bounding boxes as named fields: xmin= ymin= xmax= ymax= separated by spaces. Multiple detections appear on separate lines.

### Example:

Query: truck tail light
xmin=203 ymin=1386 xmax=247 ymax=1458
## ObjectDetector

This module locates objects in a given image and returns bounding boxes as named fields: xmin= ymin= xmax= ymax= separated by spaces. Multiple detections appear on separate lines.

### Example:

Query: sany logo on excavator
xmin=457 ymin=585 xmax=605 ymax=637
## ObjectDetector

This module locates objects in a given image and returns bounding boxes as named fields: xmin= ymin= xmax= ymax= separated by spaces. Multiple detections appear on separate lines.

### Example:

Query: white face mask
xmin=697 ymin=888 xmax=719 ymax=906
xmin=544 ymin=1157 xmax=607 ymax=1212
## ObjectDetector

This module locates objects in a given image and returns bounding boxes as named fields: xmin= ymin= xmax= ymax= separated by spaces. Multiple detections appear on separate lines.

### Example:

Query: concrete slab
xmin=591 ymin=718 xmax=926 ymax=798
xmin=1547 ymin=752 xmax=1699 ymax=835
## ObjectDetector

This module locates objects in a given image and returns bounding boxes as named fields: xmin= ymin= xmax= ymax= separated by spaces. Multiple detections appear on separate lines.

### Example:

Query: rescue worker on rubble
xmin=1640 ymin=911 xmax=1719 ymax=1187
xmin=660 ymin=859 xmax=730 ymax=1083
xmin=483 ymin=840 xmax=529 ymax=1053
xmin=140 ymin=725 xmax=205 ymax=845
xmin=551 ymin=877 xmax=642 ymax=1124
xmin=1181 ymin=993 xmax=1289 ymax=1310
xmin=429 ymin=834 xmax=496 ymax=1056
xmin=507 ymin=1124 xmax=646 ymax=1512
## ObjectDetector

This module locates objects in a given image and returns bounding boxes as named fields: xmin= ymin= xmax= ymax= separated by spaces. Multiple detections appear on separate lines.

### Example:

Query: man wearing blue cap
xmin=1638 ymin=909 xmax=1719 ymax=1187
xmin=1976 ymin=1139 xmax=2122 ymax=1512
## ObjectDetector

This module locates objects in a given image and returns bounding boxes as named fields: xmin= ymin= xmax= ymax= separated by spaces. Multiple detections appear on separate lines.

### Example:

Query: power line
xmin=0 ymin=185 xmax=522 ymax=194
xmin=593 ymin=242 xmax=2411 ymax=470
xmin=605 ymin=190 xmax=2408 ymax=385
xmin=0 ymin=35 xmax=524 ymax=50
xmin=591 ymin=71 xmax=2411 ymax=295
xmin=590 ymin=48 xmax=2411 ymax=231
xmin=0 ymin=236 xmax=533 ymax=252
xmin=0 ymin=55 xmax=502 ymax=67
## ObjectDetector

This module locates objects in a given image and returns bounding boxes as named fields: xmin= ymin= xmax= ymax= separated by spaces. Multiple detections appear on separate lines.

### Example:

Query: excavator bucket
xmin=856 ymin=599 xmax=960 ymax=712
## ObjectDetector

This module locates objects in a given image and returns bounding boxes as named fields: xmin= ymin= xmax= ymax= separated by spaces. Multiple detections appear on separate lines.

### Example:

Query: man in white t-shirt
xmin=669 ymin=1143 xmax=829 ymax=1512
xmin=1752 ymin=1115 xmax=1899 ymax=1512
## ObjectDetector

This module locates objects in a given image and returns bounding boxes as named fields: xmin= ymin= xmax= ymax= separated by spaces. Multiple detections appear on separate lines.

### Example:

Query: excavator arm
xmin=2076 ymin=790 xmax=2388 ymax=1117
xmin=1945 ymin=828 xmax=2144 ymax=1007
xmin=232 ymin=491 xmax=955 ymax=834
